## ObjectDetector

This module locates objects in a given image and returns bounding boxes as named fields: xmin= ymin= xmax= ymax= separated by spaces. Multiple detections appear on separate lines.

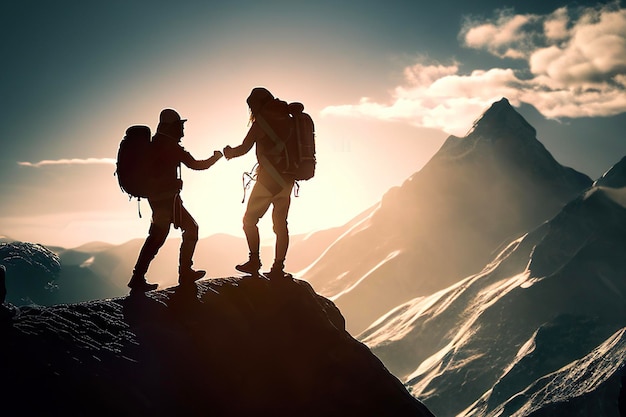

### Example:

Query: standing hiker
xmin=127 ymin=108 xmax=222 ymax=292
xmin=223 ymin=87 xmax=295 ymax=280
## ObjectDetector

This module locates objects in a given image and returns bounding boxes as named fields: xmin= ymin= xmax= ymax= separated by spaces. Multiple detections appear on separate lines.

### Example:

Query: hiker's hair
xmin=248 ymin=108 xmax=255 ymax=127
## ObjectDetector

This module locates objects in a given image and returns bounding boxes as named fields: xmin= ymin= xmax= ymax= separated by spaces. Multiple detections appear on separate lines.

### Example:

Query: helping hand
xmin=223 ymin=145 xmax=233 ymax=160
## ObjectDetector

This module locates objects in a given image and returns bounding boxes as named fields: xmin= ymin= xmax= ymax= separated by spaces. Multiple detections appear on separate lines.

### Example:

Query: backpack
xmin=257 ymin=101 xmax=316 ymax=182
xmin=284 ymin=102 xmax=316 ymax=181
xmin=115 ymin=125 xmax=157 ymax=199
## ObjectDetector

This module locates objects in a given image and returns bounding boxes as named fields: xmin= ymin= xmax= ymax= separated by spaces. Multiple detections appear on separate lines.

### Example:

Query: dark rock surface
xmin=0 ymin=276 xmax=433 ymax=417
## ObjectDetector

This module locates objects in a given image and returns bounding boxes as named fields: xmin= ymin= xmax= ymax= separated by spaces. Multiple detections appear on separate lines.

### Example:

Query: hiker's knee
xmin=148 ymin=223 xmax=169 ymax=245
xmin=273 ymin=219 xmax=288 ymax=236
xmin=182 ymin=222 xmax=199 ymax=241
xmin=243 ymin=213 xmax=260 ymax=231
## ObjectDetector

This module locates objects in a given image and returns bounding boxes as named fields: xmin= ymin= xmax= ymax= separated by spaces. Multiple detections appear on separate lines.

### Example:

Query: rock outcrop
xmin=0 ymin=276 xmax=433 ymax=417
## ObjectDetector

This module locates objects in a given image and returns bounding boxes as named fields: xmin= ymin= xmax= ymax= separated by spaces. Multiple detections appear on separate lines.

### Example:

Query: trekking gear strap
xmin=258 ymin=154 xmax=288 ymax=190
xmin=173 ymin=193 xmax=183 ymax=229
xmin=129 ymin=194 xmax=144 ymax=218
xmin=256 ymin=115 xmax=287 ymax=156
xmin=241 ymin=163 xmax=258 ymax=203
xmin=256 ymin=114 xmax=289 ymax=191
xmin=293 ymin=180 xmax=300 ymax=198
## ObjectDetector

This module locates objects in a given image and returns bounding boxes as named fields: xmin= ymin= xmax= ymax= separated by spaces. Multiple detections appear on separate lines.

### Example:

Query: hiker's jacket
xmin=151 ymin=133 xmax=219 ymax=200
xmin=227 ymin=100 xmax=294 ymax=189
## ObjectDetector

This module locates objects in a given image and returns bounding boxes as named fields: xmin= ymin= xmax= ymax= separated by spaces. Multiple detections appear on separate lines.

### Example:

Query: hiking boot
xmin=128 ymin=271 xmax=158 ymax=293
xmin=265 ymin=266 xmax=292 ymax=281
xmin=179 ymin=268 xmax=206 ymax=285
xmin=128 ymin=279 xmax=158 ymax=293
xmin=235 ymin=255 xmax=261 ymax=275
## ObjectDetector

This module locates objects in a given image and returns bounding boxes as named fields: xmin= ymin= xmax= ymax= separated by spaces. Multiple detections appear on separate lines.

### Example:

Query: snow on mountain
xmin=303 ymin=98 xmax=592 ymax=334
xmin=594 ymin=155 xmax=626 ymax=188
xmin=361 ymin=185 xmax=626 ymax=417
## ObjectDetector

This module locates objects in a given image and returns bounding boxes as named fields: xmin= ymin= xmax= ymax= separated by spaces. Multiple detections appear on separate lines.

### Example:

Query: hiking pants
xmin=133 ymin=194 xmax=199 ymax=276
xmin=243 ymin=179 xmax=294 ymax=263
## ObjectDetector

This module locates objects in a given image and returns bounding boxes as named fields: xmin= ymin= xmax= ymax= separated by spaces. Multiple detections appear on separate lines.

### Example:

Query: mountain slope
xmin=594 ymin=155 xmax=626 ymax=188
xmin=361 ymin=184 xmax=626 ymax=417
xmin=303 ymin=98 xmax=592 ymax=334
xmin=0 ymin=276 xmax=433 ymax=417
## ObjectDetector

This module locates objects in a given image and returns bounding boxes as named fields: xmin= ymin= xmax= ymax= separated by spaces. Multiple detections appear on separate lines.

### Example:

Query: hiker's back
xmin=255 ymin=99 xmax=291 ymax=170
xmin=254 ymin=97 xmax=316 ymax=181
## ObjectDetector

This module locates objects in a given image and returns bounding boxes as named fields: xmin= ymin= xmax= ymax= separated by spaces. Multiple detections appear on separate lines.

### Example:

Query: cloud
xmin=528 ymin=7 xmax=626 ymax=89
xmin=321 ymin=3 xmax=626 ymax=136
xmin=462 ymin=10 xmax=541 ymax=59
xmin=18 ymin=158 xmax=116 ymax=168
xmin=322 ymin=64 xmax=525 ymax=136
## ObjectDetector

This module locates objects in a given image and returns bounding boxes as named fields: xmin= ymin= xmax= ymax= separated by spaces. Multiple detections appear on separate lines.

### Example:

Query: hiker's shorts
xmin=243 ymin=180 xmax=294 ymax=234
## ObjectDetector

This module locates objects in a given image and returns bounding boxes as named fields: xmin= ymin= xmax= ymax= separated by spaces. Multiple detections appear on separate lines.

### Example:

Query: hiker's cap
xmin=159 ymin=108 xmax=187 ymax=124
xmin=247 ymin=87 xmax=274 ymax=114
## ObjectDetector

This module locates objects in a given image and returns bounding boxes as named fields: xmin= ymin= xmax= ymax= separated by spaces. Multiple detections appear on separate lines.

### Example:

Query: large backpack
xmin=115 ymin=125 xmax=157 ymax=199
xmin=284 ymin=102 xmax=316 ymax=181
xmin=257 ymin=101 xmax=316 ymax=182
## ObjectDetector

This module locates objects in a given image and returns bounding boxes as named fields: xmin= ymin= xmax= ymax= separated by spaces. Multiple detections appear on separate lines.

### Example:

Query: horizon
xmin=2 ymin=0 xmax=626 ymax=248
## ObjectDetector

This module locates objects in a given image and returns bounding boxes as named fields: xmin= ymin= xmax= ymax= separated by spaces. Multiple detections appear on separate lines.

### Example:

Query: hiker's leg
xmin=242 ymin=182 xmax=273 ymax=254
xmin=236 ymin=182 xmax=273 ymax=274
xmin=271 ymin=182 xmax=293 ymax=266
xmin=177 ymin=202 xmax=206 ymax=283
xmin=178 ymin=203 xmax=199 ymax=271
xmin=128 ymin=198 xmax=172 ymax=292
xmin=131 ymin=199 xmax=172 ymax=278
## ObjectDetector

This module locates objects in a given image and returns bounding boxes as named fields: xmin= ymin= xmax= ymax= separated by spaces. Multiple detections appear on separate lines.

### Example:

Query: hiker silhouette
xmin=128 ymin=109 xmax=223 ymax=293
xmin=223 ymin=87 xmax=296 ymax=280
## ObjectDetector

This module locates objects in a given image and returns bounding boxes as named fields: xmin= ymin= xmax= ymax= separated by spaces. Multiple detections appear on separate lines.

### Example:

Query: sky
xmin=1 ymin=0 xmax=625 ymax=248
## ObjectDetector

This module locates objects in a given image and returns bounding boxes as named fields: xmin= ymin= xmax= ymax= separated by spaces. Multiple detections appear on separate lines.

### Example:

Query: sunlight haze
xmin=2 ymin=0 xmax=625 ymax=248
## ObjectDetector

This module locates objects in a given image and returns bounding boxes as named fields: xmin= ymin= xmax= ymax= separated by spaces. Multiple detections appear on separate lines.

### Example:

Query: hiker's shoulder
xmin=261 ymin=98 xmax=289 ymax=119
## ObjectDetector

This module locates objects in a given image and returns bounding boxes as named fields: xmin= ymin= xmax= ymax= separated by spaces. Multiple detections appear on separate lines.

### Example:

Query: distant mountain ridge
xmin=0 ymin=221 xmax=354 ymax=306
xmin=303 ymin=97 xmax=592 ymax=334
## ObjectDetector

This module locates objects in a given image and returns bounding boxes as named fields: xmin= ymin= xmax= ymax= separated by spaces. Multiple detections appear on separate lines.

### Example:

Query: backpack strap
xmin=255 ymin=114 xmax=289 ymax=190
xmin=258 ymin=154 xmax=288 ymax=191
xmin=256 ymin=114 xmax=285 ymax=153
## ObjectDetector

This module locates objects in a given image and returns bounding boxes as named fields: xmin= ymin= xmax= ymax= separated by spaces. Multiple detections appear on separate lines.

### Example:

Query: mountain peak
xmin=593 ymin=155 xmax=626 ymax=188
xmin=467 ymin=97 xmax=536 ymax=138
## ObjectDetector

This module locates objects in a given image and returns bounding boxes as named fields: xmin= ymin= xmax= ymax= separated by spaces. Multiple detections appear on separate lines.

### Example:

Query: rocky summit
xmin=0 ymin=276 xmax=433 ymax=417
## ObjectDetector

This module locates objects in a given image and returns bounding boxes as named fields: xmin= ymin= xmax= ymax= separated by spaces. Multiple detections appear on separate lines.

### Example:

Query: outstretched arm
xmin=223 ymin=123 xmax=261 ymax=159
xmin=182 ymin=150 xmax=223 ymax=170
